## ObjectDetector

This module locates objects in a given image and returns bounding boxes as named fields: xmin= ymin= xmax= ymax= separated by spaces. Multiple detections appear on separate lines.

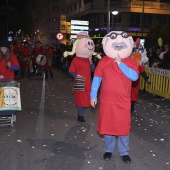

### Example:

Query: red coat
xmin=69 ymin=57 xmax=91 ymax=107
xmin=20 ymin=46 xmax=32 ymax=69
xmin=32 ymin=46 xmax=45 ymax=66
xmin=131 ymin=65 xmax=145 ymax=102
xmin=43 ymin=47 xmax=53 ymax=70
xmin=12 ymin=45 xmax=24 ymax=63
xmin=12 ymin=45 xmax=23 ymax=56
xmin=94 ymin=56 xmax=139 ymax=136
xmin=0 ymin=53 xmax=19 ymax=82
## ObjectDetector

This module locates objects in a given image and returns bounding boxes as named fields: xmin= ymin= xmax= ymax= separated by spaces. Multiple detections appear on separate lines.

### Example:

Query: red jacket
xmin=131 ymin=65 xmax=145 ymax=102
xmin=32 ymin=46 xmax=45 ymax=65
xmin=43 ymin=47 xmax=53 ymax=70
xmin=94 ymin=56 xmax=139 ymax=135
xmin=0 ymin=53 xmax=19 ymax=82
xmin=69 ymin=57 xmax=91 ymax=107
xmin=20 ymin=46 xmax=32 ymax=69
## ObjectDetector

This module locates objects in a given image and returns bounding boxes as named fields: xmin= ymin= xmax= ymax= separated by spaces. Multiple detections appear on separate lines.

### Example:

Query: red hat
xmin=77 ymin=32 xmax=89 ymax=39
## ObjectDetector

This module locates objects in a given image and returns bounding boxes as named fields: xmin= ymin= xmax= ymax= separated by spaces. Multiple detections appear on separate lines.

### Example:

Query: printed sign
xmin=0 ymin=82 xmax=21 ymax=111
xmin=71 ymin=20 xmax=89 ymax=25
xmin=149 ymin=68 xmax=170 ymax=77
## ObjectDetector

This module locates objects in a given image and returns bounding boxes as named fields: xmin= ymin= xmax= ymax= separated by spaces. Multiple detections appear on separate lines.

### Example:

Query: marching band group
xmin=12 ymin=40 xmax=53 ymax=79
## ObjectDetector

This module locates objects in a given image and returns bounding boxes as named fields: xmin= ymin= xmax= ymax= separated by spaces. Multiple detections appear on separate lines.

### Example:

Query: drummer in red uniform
xmin=20 ymin=41 xmax=32 ymax=78
xmin=0 ymin=40 xmax=20 ymax=81
xmin=12 ymin=40 xmax=23 ymax=64
xmin=0 ymin=40 xmax=20 ymax=123
xmin=12 ymin=40 xmax=23 ymax=75
xmin=90 ymin=24 xmax=139 ymax=164
xmin=31 ymin=41 xmax=45 ymax=75
xmin=43 ymin=44 xmax=53 ymax=79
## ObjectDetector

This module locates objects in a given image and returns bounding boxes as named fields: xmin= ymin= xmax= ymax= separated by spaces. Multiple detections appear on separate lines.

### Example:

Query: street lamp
xmin=141 ymin=0 xmax=144 ymax=37
xmin=107 ymin=0 xmax=119 ymax=33
xmin=112 ymin=10 xmax=118 ymax=15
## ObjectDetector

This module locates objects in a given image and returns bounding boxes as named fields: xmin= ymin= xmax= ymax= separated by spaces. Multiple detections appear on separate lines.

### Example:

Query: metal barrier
xmin=140 ymin=67 xmax=170 ymax=99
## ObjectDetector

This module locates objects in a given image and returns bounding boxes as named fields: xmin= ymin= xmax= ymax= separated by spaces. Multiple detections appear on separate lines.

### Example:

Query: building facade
xmin=27 ymin=0 xmax=66 ymax=44
xmin=66 ymin=0 xmax=170 ymax=40
xmin=24 ymin=0 xmax=170 ymax=44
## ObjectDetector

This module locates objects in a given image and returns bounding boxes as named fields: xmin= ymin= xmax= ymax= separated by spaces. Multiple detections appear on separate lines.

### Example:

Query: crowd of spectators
xmin=146 ymin=44 xmax=170 ymax=70
xmin=51 ymin=40 xmax=170 ymax=71
xmin=51 ymin=40 xmax=103 ymax=70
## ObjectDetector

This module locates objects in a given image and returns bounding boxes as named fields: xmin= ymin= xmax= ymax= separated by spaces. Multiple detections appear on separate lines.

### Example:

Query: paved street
xmin=0 ymin=68 xmax=170 ymax=170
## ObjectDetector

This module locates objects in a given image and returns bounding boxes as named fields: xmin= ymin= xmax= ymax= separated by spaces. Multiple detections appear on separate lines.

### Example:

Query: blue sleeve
xmin=118 ymin=62 xmax=138 ymax=81
xmin=90 ymin=63 xmax=95 ymax=72
xmin=10 ymin=66 xmax=20 ymax=71
xmin=69 ymin=71 xmax=77 ymax=78
xmin=90 ymin=76 xmax=102 ymax=99
xmin=49 ymin=55 xmax=53 ymax=59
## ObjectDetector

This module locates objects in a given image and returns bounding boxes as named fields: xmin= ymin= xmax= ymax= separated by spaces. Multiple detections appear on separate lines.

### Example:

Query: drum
xmin=22 ymin=57 xmax=31 ymax=65
xmin=36 ymin=55 xmax=47 ymax=66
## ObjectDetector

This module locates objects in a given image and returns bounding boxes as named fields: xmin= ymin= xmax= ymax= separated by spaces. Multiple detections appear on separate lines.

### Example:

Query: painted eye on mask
xmin=106 ymin=31 xmax=129 ymax=39
xmin=87 ymin=41 xmax=94 ymax=46
xmin=110 ymin=33 xmax=117 ymax=39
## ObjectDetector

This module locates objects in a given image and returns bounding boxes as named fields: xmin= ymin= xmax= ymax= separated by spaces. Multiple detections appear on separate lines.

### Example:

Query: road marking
xmin=39 ymin=72 xmax=46 ymax=112
xmin=35 ymin=72 xmax=46 ymax=139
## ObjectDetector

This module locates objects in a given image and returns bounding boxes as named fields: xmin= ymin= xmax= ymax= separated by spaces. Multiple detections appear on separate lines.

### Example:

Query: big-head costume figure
xmin=90 ymin=24 xmax=139 ymax=163
xmin=69 ymin=33 xmax=95 ymax=122
xmin=63 ymin=32 xmax=101 ymax=60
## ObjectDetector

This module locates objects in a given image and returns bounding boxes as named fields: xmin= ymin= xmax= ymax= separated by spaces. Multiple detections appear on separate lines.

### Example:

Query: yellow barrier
xmin=140 ymin=67 xmax=170 ymax=99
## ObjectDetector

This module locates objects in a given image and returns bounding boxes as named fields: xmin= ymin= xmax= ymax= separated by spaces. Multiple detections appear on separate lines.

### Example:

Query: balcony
xmin=130 ymin=1 xmax=170 ymax=14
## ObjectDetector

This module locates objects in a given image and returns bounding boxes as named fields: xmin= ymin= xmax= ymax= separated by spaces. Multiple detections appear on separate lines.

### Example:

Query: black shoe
xmin=121 ymin=155 xmax=131 ymax=164
xmin=103 ymin=152 xmax=112 ymax=161
xmin=77 ymin=115 xmax=85 ymax=122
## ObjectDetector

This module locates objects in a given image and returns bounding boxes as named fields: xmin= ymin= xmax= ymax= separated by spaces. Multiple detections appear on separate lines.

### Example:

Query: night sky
xmin=0 ymin=0 xmax=25 ymax=6
xmin=0 ymin=0 xmax=28 ymax=13
xmin=0 ymin=0 xmax=34 ymax=38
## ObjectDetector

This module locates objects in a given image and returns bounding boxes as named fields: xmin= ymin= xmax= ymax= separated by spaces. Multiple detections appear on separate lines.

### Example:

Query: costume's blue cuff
xmin=10 ymin=66 xmax=20 ymax=71
xmin=90 ymin=76 xmax=102 ymax=99
xmin=69 ymin=71 xmax=77 ymax=78
xmin=118 ymin=62 xmax=138 ymax=81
